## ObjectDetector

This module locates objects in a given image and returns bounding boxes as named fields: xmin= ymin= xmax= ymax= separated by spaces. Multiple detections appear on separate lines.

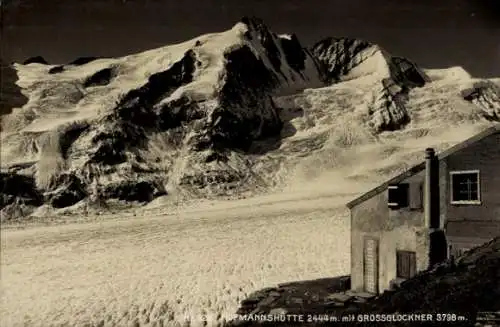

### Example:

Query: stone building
xmin=346 ymin=125 xmax=500 ymax=294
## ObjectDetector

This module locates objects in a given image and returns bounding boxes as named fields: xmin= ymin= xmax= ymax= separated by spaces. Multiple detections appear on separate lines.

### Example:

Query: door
xmin=363 ymin=238 xmax=379 ymax=294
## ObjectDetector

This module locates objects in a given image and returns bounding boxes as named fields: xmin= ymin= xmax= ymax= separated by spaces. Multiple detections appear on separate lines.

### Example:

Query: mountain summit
xmin=1 ymin=17 xmax=499 ymax=218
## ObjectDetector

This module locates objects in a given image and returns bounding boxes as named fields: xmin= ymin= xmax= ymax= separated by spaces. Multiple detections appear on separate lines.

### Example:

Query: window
xmin=388 ymin=183 xmax=409 ymax=209
xmin=450 ymin=170 xmax=480 ymax=204
xmin=396 ymin=250 xmax=416 ymax=279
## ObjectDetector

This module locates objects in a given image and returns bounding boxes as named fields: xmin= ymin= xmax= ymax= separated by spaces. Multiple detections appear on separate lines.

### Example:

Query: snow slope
xmin=0 ymin=17 xmax=323 ymax=216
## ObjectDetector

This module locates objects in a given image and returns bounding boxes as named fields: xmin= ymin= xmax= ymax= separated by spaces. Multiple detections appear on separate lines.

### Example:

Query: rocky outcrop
xmin=367 ymin=78 xmax=411 ymax=132
xmin=207 ymin=45 xmax=282 ymax=151
xmin=311 ymin=37 xmax=429 ymax=133
xmin=0 ymin=172 xmax=43 ymax=210
xmin=85 ymin=49 xmax=197 ymax=170
xmin=462 ymin=80 xmax=500 ymax=121
xmin=390 ymin=56 xmax=429 ymax=88
xmin=311 ymin=38 xmax=429 ymax=86
xmin=48 ymin=65 xmax=65 ymax=74
xmin=83 ymin=68 xmax=115 ymax=88
xmin=233 ymin=276 xmax=351 ymax=320
xmin=101 ymin=180 xmax=166 ymax=202
xmin=278 ymin=34 xmax=307 ymax=73
xmin=44 ymin=173 xmax=87 ymax=208
xmin=0 ymin=172 xmax=43 ymax=220
xmin=239 ymin=17 xmax=323 ymax=94
xmin=67 ymin=56 xmax=101 ymax=66
xmin=0 ymin=59 xmax=28 ymax=118
xmin=242 ymin=17 xmax=283 ymax=75
xmin=311 ymin=37 xmax=375 ymax=84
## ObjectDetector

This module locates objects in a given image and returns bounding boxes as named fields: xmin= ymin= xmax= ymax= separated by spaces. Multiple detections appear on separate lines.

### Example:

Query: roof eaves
xmin=346 ymin=124 xmax=499 ymax=209
xmin=346 ymin=162 xmax=425 ymax=209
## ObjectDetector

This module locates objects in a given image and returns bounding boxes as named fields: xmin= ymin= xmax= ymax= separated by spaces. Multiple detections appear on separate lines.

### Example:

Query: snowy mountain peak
xmin=1 ymin=18 xmax=499 ymax=219
xmin=235 ymin=16 xmax=324 ymax=94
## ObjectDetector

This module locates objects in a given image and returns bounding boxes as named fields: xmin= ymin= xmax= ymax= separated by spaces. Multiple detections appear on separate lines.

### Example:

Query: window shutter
xmin=396 ymin=251 xmax=417 ymax=279
xmin=409 ymin=182 xmax=423 ymax=209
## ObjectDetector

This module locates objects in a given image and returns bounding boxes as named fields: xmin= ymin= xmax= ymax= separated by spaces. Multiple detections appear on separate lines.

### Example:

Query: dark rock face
xmin=101 ymin=180 xmax=166 ymax=202
xmin=68 ymin=56 xmax=100 ymax=66
xmin=83 ymin=42 xmax=284 ymax=203
xmin=89 ymin=122 xmax=140 ymax=166
xmin=89 ymin=50 xmax=197 ymax=167
xmin=22 ymin=56 xmax=49 ymax=65
xmin=78 ymin=41 xmax=285 ymax=205
xmin=390 ymin=57 xmax=429 ymax=88
xmin=45 ymin=173 xmax=87 ymax=208
xmin=0 ymin=59 xmax=29 ymax=118
xmin=83 ymin=68 xmax=114 ymax=88
xmin=119 ymin=49 xmax=197 ymax=112
xmin=0 ymin=173 xmax=43 ymax=209
xmin=279 ymin=34 xmax=307 ymax=73
xmin=241 ymin=17 xmax=282 ymax=74
xmin=462 ymin=81 xmax=500 ymax=121
xmin=311 ymin=37 xmax=430 ymax=88
xmin=59 ymin=122 xmax=91 ymax=160
xmin=211 ymin=45 xmax=282 ymax=151
xmin=180 ymin=168 xmax=242 ymax=188
xmin=373 ymin=58 xmax=428 ymax=133
xmin=311 ymin=37 xmax=373 ymax=84
xmin=157 ymin=97 xmax=205 ymax=132
xmin=48 ymin=65 xmax=65 ymax=74
xmin=370 ymin=78 xmax=411 ymax=132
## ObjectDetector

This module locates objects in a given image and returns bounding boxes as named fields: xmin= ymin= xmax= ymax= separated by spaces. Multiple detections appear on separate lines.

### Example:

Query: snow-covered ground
xmin=1 ymin=191 xmax=351 ymax=327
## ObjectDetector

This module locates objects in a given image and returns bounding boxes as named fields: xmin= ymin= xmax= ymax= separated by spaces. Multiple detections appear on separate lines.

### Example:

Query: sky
xmin=2 ymin=0 xmax=500 ymax=77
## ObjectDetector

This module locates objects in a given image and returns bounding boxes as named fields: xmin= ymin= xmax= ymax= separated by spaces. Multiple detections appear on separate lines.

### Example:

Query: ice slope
xmin=260 ymin=66 xmax=498 ymax=199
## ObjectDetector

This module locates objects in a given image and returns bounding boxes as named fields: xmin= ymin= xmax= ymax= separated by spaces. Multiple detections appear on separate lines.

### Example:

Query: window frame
xmin=449 ymin=170 xmax=481 ymax=205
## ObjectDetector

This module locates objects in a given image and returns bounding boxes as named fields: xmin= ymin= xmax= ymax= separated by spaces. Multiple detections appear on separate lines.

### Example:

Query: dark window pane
xmin=388 ymin=186 xmax=399 ymax=205
xmin=399 ymin=184 xmax=409 ymax=207
xmin=451 ymin=173 xmax=479 ymax=202
xmin=388 ymin=184 xmax=409 ymax=208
